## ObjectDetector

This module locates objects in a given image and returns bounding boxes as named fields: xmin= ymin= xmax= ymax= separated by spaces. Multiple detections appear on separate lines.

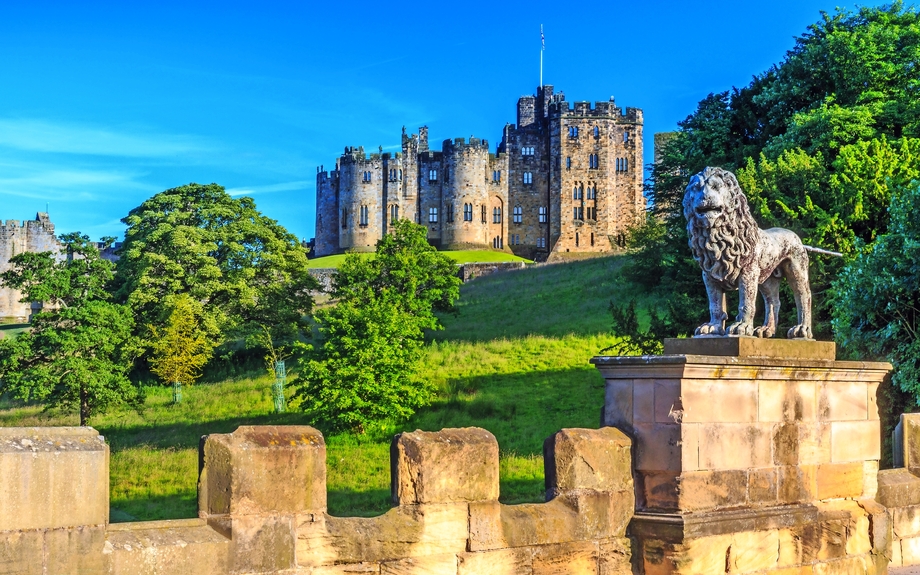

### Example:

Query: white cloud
xmin=0 ymin=118 xmax=211 ymax=157
xmin=227 ymin=180 xmax=311 ymax=197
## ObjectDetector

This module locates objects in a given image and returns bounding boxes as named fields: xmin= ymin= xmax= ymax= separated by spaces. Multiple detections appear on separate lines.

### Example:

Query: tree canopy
xmin=113 ymin=183 xmax=318 ymax=357
xmin=627 ymin=3 xmax=920 ymax=338
xmin=293 ymin=219 xmax=461 ymax=433
xmin=0 ymin=234 xmax=139 ymax=425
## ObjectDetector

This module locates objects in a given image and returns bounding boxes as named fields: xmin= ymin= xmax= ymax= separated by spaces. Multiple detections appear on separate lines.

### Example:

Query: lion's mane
xmin=683 ymin=167 xmax=760 ymax=290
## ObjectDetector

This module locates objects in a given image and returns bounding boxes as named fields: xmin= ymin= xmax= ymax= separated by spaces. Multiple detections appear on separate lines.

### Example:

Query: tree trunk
xmin=80 ymin=385 xmax=88 ymax=426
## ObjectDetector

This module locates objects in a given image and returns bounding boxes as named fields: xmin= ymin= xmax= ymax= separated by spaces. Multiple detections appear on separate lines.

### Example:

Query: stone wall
xmin=0 ymin=425 xmax=634 ymax=574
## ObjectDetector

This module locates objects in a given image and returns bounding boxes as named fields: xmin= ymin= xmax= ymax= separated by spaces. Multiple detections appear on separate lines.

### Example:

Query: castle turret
xmin=314 ymin=165 xmax=339 ymax=257
xmin=440 ymin=137 xmax=492 ymax=250
xmin=337 ymin=146 xmax=382 ymax=253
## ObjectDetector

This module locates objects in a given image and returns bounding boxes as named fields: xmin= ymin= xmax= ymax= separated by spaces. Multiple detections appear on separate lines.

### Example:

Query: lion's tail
xmin=804 ymin=245 xmax=843 ymax=257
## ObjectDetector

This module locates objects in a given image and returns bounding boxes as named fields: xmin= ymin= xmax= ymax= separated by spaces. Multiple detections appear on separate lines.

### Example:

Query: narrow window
xmin=429 ymin=169 xmax=438 ymax=182
xmin=341 ymin=208 xmax=348 ymax=228
xmin=573 ymin=207 xmax=578 ymax=220
xmin=429 ymin=207 xmax=438 ymax=223
xmin=591 ymin=233 xmax=595 ymax=246
xmin=624 ymin=158 xmax=628 ymax=172
xmin=539 ymin=206 xmax=547 ymax=223
xmin=399 ymin=169 xmax=402 ymax=181
xmin=446 ymin=204 xmax=454 ymax=223
xmin=493 ymin=170 xmax=501 ymax=182
xmin=464 ymin=203 xmax=473 ymax=221
xmin=513 ymin=205 xmax=523 ymax=224
xmin=390 ymin=204 xmax=399 ymax=224
xmin=359 ymin=205 xmax=369 ymax=226
xmin=523 ymin=172 xmax=533 ymax=184
xmin=573 ymin=186 xmax=579 ymax=200
xmin=575 ymin=232 xmax=580 ymax=247
xmin=481 ymin=205 xmax=486 ymax=223
xmin=624 ymin=131 xmax=629 ymax=143
xmin=493 ymin=207 xmax=502 ymax=224
xmin=566 ymin=157 xmax=572 ymax=169
xmin=594 ymin=126 xmax=600 ymax=137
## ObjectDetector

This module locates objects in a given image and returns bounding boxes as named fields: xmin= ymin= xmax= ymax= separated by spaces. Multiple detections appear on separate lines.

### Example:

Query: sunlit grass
xmin=0 ymin=254 xmax=642 ymax=520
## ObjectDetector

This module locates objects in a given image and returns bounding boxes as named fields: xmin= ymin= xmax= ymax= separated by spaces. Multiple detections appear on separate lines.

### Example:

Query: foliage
xmin=0 ymin=235 xmax=139 ymax=425
xmin=307 ymin=250 xmax=531 ymax=269
xmin=147 ymin=293 xmax=213 ymax=387
xmin=293 ymin=220 xmax=461 ymax=433
xmin=630 ymin=3 xmax=920 ymax=339
xmin=113 ymin=183 xmax=317 ymax=357
xmin=605 ymin=294 xmax=698 ymax=356
xmin=833 ymin=181 xmax=920 ymax=398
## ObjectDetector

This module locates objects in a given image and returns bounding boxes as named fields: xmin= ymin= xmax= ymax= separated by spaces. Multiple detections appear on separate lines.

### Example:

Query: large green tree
xmin=626 ymin=3 xmax=920 ymax=338
xmin=293 ymin=219 xmax=461 ymax=433
xmin=113 ymin=183 xmax=318 ymax=359
xmin=0 ymin=234 xmax=139 ymax=425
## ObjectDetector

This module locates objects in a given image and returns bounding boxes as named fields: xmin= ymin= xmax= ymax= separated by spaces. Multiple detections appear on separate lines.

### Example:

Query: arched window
xmin=463 ymin=203 xmax=473 ymax=221
xmin=513 ymin=205 xmax=523 ymax=224
xmin=523 ymin=172 xmax=533 ymax=184
xmin=390 ymin=204 xmax=399 ymax=224
xmin=594 ymin=126 xmax=600 ymax=137
xmin=429 ymin=169 xmax=438 ymax=181
xmin=566 ymin=157 xmax=572 ymax=169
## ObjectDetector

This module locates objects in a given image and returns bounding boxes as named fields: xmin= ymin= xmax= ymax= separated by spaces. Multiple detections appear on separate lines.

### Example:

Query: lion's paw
xmin=695 ymin=323 xmax=725 ymax=336
xmin=727 ymin=322 xmax=754 ymax=336
xmin=753 ymin=326 xmax=775 ymax=338
xmin=787 ymin=325 xmax=813 ymax=339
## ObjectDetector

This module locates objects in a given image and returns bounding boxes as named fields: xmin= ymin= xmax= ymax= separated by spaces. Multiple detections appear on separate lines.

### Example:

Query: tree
xmin=293 ymin=220 xmax=461 ymax=433
xmin=113 ymin=183 xmax=318 ymax=359
xmin=147 ymin=293 xmax=213 ymax=391
xmin=0 ymin=235 xmax=139 ymax=425
xmin=626 ymin=3 xmax=920 ymax=339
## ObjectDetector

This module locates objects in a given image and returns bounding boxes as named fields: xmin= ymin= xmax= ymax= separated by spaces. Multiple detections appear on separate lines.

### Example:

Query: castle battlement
xmin=442 ymin=137 xmax=490 ymax=152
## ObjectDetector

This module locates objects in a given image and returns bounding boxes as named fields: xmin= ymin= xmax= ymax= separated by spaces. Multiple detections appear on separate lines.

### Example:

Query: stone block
xmin=46 ymin=525 xmax=106 ymax=575
xmin=773 ymin=423 xmax=830 ymax=466
xmin=392 ymin=428 xmax=498 ymax=505
xmin=830 ymin=420 xmax=880 ymax=463
xmin=199 ymin=425 xmax=326 ymax=517
xmin=863 ymin=461 xmax=879 ymax=499
xmin=598 ymin=537 xmax=632 ymax=575
xmin=662 ymin=336 xmax=836 ymax=360
xmin=748 ymin=468 xmax=778 ymax=505
xmin=900 ymin=535 xmax=920 ymax=566
xmin=300 ymin=504 xmax=468 ymax=566
xmin=816 ymin=462 xmax=864 ymax=500
xmin=227 ymin=513 xmax=295 ymax=573
xmin=669 ymin=534 xmax=733 ymax=574
xmin=380 ymin=553 xmax=457 ymax=575
xmin=818 ymin=381 xmax=869 ymax=421
xmin=544 ymin=427 xmax=632 ymax=495
xmin=876 ymin=468 xmax=920 ymax=508
xmin=812 ymin=556 xmax=869 ymax=575
xmin=562 ymin=490 xmax=633 ymax=539
xmin=778 ymin=465 xmax=817 ymax=505
xmin=0 ymin=427 xmax=108 ymax=531
xmin=676 ymin=469 xmax=748 ymax=512
xmin=892 ymin=538 xmax=903 ymax=567
xmin=759 ymin=380 xmax=817 ymax=423
xmin=632 ymin=423 xmax=685 ymax=472
xmin=697 ymin=423 xmax=772 ymax=470
xmin=0 ymin=529 xmax=43 ymax=575
xmin=603 ymin=380 xmax=633 ymax=429
xmin=311 ymin=563 xmax=382 ymax=574
xmin=532 ymin=541 xmax=598 ymax=575
xmin=729 ymin=529 xmax=780 ymax=573
xmin=641 ymin=472 xmax=679 ymax=511
xmin=904 ymin=413 xmax=920 ymax=474
xmin=680 ymin=379 xmax=758 ymax=423
xmin=777 ymin=528 xmax=803 ymax=567
xmin=457 ymin=548 xmax=533 ymax=575
xmin=104 ymin=520 xmax=230 ymax=575
xmin=633 ymin=380 xmax=655 ymax=424
xmin=468 ymin=499 xmax=576 ymax=551
xmin=653 ymin=380 xmax=682 ymax=424
xmin=892 ymin=504 xmax=920 ymax=538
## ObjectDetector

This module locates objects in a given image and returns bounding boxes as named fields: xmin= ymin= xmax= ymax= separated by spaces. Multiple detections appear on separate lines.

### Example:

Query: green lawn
xmin=307 ymin=250 xmax=531 ymax=268
xmin=0 ymin=254 xmax=636 ymax=520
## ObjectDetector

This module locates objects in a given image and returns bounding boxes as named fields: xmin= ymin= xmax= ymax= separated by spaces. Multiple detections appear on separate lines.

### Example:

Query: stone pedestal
xmin=592 ymin=337 xmax=893 ymax=574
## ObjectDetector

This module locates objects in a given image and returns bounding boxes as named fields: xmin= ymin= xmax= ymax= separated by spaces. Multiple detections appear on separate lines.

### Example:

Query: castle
xmin=314 ymin=85 xmax=644 ymax=260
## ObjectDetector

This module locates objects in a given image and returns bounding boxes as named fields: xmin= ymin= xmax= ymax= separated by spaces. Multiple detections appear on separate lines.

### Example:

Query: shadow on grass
xmin=111 ymin=493 xmax=198 ymax=523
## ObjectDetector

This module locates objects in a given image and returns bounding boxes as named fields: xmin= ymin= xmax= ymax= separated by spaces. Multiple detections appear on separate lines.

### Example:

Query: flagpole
xmin=540 ymin=24 xmax=544 ymax=87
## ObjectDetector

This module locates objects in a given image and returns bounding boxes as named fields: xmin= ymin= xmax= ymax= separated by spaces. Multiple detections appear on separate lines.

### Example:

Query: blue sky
xmin=0 ymin=0 xmax=888 ymax=242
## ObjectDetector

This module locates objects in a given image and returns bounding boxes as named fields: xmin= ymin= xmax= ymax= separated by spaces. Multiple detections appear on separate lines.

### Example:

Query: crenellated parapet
xmin=0 ymin=424 xmax=635 ymax=574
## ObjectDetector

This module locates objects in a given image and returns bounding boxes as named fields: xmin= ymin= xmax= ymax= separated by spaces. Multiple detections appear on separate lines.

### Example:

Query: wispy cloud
xmin=0 ymin=118 xmax=211 ymax=157
xmin=226 ymin=180 xmax=311 ymax=197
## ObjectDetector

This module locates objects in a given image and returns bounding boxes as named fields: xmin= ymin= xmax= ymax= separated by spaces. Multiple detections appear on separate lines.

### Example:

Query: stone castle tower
xmin=0 ymin=213 xmax=64 ymax=321
xmin=314 ymin=85 xmax=644 ymax=260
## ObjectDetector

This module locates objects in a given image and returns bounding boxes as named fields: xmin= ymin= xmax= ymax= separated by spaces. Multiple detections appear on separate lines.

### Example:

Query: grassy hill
xmin=307 ymin=249 xmax=532 ymax=268
xmin=0 ymin=254 xmax=634 ymax=520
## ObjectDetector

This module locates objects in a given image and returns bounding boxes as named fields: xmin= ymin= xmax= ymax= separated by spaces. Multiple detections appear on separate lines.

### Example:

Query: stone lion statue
xmin=683 ymin=167 xmax=812 ymax=339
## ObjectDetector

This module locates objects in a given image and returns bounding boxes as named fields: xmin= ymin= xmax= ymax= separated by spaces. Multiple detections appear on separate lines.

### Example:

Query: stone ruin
xmin=6 ymin=337 xmax=920 ymax=573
